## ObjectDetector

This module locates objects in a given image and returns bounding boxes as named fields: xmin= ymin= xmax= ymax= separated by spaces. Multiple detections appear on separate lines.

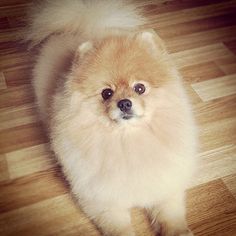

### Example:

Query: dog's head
xmin=69 ymin=31 xmax=175 ymax=127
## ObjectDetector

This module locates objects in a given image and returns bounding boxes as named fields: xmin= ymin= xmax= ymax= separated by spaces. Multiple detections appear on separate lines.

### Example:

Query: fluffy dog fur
xmin=28 ymin=1 xmax=197 ymax=235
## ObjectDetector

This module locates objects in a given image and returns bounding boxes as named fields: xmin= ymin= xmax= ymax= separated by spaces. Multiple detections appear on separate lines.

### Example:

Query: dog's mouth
xmin=120 ymin=110 xmax=137 ymax=120
xmin=109 ymin=108 xmax=143 ymax=123
xmin=122 ymin=113 xmax=133 ymax=120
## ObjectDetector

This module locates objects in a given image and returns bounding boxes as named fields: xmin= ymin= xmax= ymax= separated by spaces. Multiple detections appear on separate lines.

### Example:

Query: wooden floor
xmin=0 ymin=0 xmax=236 ymax=235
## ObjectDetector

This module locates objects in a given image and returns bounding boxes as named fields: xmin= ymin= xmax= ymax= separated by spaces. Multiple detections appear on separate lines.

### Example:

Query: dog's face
xmin=70 ymin=32 xmax=174 ymax=126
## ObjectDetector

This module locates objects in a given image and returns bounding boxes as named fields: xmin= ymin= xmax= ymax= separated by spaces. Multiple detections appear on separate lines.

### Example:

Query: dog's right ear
xmin=74 ymin=41 xmax=93 ymax=63
xmin=78 ymin=41 xmax=93 ymax=58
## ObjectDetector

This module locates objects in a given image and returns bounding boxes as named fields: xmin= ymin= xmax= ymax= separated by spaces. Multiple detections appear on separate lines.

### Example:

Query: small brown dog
xmin=28 ymin=1 xmax=197 ymax=235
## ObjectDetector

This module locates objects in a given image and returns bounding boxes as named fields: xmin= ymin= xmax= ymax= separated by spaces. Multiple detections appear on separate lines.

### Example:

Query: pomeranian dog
xmin=27 ymin=1 xmax=197 ymax=235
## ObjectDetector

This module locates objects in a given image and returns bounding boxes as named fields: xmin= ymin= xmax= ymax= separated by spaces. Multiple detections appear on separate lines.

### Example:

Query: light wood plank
xmin=219 ymin=62 xmax=236 ymax=75
xmin=195 ymin=95 xmax=236 ymax=127
xmin=0 ymin=122 xmax=48 ymax=154
xmin=0 ymin=154 xmax=9 ymax=182
xmin=223 ymin=174 xmax=236 ymax=199
xmin=166 ymin=26 xmax=236 ymax=52
xmin=191 ymin=74 xmax=236 ymax=102
xmin=0 ymin=169 xmax=68 ymax=213
xmin=0 ymin=194 xmax=100 ymax=236
xmin=180 ymin=61 xmax=225 ymax=83
xmin=187 ymin=179 xmax=236 ymax=235
xmin=193 ymin=145 xmax=236 ymax=186
xmin=172 ymin=43 xmax=234 ymax=68
xmin=0 ymin=71 xmax=7 ymax=89
xmin=215 ymin=55 xmax=236 ymax=75
xmin=5 ymin=144 xmax=54 ymax=179
xmin=0 ymin=103 xmax=39 ymax=131
xmin=199 ymin=115 xmax=236 ymax=152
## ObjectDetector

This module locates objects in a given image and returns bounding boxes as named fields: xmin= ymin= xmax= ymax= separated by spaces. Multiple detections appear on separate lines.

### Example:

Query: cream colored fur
xmin=28 ymin=1 xmax=197 ymax=235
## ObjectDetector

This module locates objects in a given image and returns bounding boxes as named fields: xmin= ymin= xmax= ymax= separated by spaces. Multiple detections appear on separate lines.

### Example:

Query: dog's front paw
xmin=161 ymin=227 xmax=194 ymax=236
xmin=120 ymin=231 xmax=135 ymax=236
xmin=179 ymin=228 xmax=193 ymax=236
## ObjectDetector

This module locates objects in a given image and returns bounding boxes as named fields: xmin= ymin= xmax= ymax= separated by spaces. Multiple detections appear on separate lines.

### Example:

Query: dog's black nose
xmin=117 ymin=99 xmax=132 ymax=112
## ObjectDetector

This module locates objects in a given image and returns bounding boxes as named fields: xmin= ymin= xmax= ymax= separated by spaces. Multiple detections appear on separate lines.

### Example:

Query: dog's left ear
xmin=136 ymin=30 xmax=166 ymax=55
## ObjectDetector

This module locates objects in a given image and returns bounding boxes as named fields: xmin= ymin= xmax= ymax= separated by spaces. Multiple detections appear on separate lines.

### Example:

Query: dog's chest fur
xmin=55 ymin=127 xmax=193 ymax=208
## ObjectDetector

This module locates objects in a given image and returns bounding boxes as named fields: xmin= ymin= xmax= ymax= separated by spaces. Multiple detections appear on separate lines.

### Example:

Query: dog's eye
xmin=134 ymin=83 xmax=145 ymax=95
xmin=101 ymin=88 xmax=114 ymax=100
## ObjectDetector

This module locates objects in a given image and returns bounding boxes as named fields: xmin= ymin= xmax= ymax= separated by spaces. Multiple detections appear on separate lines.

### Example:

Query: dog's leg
xmin=85 ymin=206 xmax=135 ymax=236
xmin=148 ymin=192 xmax=193 ymax=236
xmin=146 ymin=206 xmax=161 ymax=236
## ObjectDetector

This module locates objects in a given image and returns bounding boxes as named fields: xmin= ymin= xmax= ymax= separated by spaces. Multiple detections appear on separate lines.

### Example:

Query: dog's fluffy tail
xmin=26 ymin=0 xmax=146 ymax=46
